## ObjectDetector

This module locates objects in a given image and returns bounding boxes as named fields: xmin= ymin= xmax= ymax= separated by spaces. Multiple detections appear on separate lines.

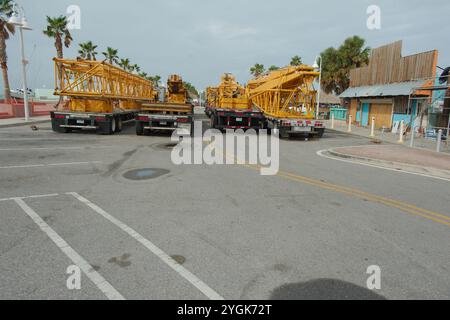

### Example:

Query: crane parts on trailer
xmin=51 ymin=58 xmax=156 ymax=134
xmin=206 ymin=65 xmax=325 ymax=139
xmin=136 ymin=74 xmax=194 ymax=136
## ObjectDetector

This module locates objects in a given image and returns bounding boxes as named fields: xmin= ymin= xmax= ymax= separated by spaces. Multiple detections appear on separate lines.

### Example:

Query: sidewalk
xmin=326 ymin=119 xmax=450 ymax=154
xmin=327 ymin=143 xmax=450 ymax=180
xmin=0 ymin=115 xmax=51 ymax=129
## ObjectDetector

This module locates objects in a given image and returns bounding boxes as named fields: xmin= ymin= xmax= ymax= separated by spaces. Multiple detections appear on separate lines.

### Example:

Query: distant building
xmin=340 ymin=41 xmax=438 ymax=129
xmin=318 ymin=90 xmax=341 ymax=119
xmin=33 ymin=89 xmax=59 ymax=102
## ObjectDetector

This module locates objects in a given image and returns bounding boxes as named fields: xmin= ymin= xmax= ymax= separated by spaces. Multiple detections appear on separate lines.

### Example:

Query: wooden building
xmin=340 ymin=41 xmax=438 ymax=129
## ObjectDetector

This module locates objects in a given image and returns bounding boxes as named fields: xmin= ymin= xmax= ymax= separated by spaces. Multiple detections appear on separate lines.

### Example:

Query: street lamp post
xmin=313 ymin=56 xmax=322 ymax=120
xmin=9 ymin=5 xmax=32 ymax=122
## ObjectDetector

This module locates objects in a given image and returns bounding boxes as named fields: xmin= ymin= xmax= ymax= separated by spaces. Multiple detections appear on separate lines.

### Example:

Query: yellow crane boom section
xmin=208 ymin=73 xmax=251 ymax=110
xmin=247 ymin=65 xmax=320 ymax=119
xmin=166 ymin=74 xmax=187 ymax=104
xmin=53 ymin=58 xmax=155 ymax=113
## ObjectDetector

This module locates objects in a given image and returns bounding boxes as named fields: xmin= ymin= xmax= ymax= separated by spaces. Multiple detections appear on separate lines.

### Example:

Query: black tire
xmin=115 ymin=117 xmax=123 ymax=133
xmin=210 ymin=115 xmax=217 ymax=129
xmin=136 ymin=122 xmax=144 ymax=136
xmin=100 ymin=118 xmax=115 ymax=135
xmin=280 ymin=128 xmax=290 ymax=139
xmin=315 ymin=129 xmax=325 ymax=138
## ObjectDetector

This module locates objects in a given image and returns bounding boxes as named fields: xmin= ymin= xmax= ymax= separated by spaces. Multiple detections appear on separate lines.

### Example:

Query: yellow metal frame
xmin=54 ymin=58 xmax=155 ymax=113
xmin=207 ymin=74 xmax=251 ymax=110
xmin=247 ymin=66 xmax=320 ymax=119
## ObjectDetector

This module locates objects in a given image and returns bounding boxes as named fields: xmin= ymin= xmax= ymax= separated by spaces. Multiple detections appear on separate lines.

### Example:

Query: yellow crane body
xmin=136 ymin=75 xmax=194 ymax=136
xmin=208 ymin=73 xmax=251 ymax=110
xmin=53 ymin=58 xmax=155 ymax=114
xmin=205 ymin=66 xmax=325 ymax=138
xmin=166 ymin=74 xmax=187 ymax=104
xmin=247 ymin=65 xmax=320 ymax=119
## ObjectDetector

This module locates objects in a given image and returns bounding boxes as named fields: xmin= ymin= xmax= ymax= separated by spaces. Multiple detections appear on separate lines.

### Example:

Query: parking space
xmin=1 ymin=122 xmax=450 ymax=300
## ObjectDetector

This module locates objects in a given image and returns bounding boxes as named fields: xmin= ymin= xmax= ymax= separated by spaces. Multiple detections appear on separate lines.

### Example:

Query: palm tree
xmin=102 ymin=47 xmax=119 ymax=65
xmin=250 ymin=63 xmax=265 ymax=77
xmin=320 ymin=36 xmax=370 ymax=94
xmin=0 ymin=0 xmax=15 ymax=103
xmin=131 ymin=64 xmax=140 ymax=74
xmin=78 ymin=41 xmax=98 ymax=60
xmin=43 ymin=15 xmax=73 ymax=59
xmin=290 ymin=55 xmax=302 ymax=66
xmin=138 ymin=71 xmax=148 ymax=78
xmin=118 ymin=58 xmax=131 ymax=71
xmin=151 ymin=75 xmax=161 ymax=86
xmin=268 ymin=65 xmax=280 ymax=71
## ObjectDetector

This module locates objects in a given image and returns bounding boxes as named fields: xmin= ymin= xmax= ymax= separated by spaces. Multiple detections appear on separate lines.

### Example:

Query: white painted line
xmin=0 ymin=193 xmax=59 ymax=202
xmin=0 ymin=138 xmax=87 ymax=141
xmin=13 ymin=198 xmax=125 ymax=300
xmin=0 ymin=146 xmax=115 ymax=151
xmin=68 ymin=192 xmax=225 ymax=300
xmin=0 ymin=161 xmax=102 ymax=170
xmin=317 ymin=150 xmax=450 ymax=183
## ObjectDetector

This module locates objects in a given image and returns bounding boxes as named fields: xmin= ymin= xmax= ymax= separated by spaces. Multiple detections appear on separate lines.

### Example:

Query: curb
xmin=327 ymin=148 xmax=450 ymax=180
xmin=326 ymin=128 xmax=394 ymax=144
xmin=0 ymin=119 xmax=51 ymax=129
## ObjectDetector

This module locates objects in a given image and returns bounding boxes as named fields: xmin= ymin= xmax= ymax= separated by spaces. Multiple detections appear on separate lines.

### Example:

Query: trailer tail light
xmin=315 ymin=122 xmax=323 ymax=127
xmin=176 ymin=118 xmax=190 ymax=123
xmin=95 ymin=116 xmax=106 ymax=122
xmin=54 ymin=114 xmax=65 ymax=119
xmin=136 ymin=116 xmax=149 ymax=121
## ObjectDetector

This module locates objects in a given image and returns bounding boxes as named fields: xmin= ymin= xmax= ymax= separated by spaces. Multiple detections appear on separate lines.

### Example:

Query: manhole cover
xmin=123 ymin=168 xmax=170 ymax=181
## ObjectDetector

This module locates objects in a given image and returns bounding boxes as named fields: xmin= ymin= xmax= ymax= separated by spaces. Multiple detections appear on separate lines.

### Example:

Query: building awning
xmin=339 ymin=80 xmax=428 ymax=98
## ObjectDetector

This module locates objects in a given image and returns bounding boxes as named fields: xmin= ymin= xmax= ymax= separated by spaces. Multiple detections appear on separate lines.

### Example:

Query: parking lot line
xmin=0 ymin=193 xmax=59 ymax=202
xmin=0 ymin=161 xmax=102 ymax=170
xmin=67 ymin=192 xmax=225 ymax=301
xmin=0 ymin=146 xmax=115 ymax=152
xmin=12 ymin=198 xmax=125 ymax=300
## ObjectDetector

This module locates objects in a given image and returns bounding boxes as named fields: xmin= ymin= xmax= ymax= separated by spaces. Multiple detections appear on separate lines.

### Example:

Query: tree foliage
xmin=320 ymin=36 xmax=370 ymax=94
xmin=250 ymin=63 xmax=265 ymax=77
xmin=290 ymin=55 xmax=302 ymax=66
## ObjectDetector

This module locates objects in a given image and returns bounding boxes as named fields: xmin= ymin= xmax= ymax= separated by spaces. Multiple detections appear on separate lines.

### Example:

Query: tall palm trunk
xmin=55 ymin=37 xmax=64 ymax=108
xmin=0 ymin=34 xmax=11 ymax=103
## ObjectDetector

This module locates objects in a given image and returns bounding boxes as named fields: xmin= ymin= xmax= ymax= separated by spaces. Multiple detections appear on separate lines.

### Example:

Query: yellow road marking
xmin=219 ymin=146 xmax=450 ymax=228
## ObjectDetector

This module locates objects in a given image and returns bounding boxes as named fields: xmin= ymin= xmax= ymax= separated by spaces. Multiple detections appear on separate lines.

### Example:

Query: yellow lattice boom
xmin=54 ymin=58 xmax=156 ymax=113
xmin=167 ymin=74 xmax=187 ymax=104
xmin=206 ymin=86 xmax=219 ymax=107
xmin=247 ymin=65 xmax=320 ymax=119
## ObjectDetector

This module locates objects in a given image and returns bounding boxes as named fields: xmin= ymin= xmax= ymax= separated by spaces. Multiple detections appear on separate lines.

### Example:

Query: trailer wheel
xmin=210 ymin=115 xmax=216 ymax=129
xmin=280 ymin=128 xmax=290 ymax=139
xmin=115 ymin=117 xmax=123 ymax=133
xmin=314 ymin=128 xmax=325 ymax=138
xmin=136 ymin=122 xmax=144 ymax=136
xmin=190 ymin=122 xmax=195 ymax=137
xmin=100 ymin=118 xmax=115 ymax=135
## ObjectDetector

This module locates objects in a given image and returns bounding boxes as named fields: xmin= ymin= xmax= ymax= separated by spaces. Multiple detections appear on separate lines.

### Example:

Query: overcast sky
xmin=4 ymin=0 xmax=450 ymax=92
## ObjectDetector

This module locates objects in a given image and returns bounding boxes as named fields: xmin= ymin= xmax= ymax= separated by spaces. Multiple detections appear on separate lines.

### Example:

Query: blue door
xmin=362 ymin=103 xmax=370 ymax=126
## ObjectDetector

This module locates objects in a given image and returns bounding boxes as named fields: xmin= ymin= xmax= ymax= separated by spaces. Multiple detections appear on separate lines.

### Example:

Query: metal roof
xmin=339 ymin=80 xmax=428 ymax=98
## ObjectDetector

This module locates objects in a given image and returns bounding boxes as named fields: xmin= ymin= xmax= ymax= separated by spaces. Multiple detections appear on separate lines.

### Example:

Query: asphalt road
xmin=0 ymin=114 xmax=449 ymax=300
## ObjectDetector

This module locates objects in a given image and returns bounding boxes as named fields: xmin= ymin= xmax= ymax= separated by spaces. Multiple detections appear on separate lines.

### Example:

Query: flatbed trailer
xmin=266 ymin=117 xmax=325 ymax=139
xmin=51 ymin=109 xmax=137 ymax=135
xmin=209 ymin=107 xmax=265 ymax=131
xmin=135 ymin=103 xmax=194 ymax=136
